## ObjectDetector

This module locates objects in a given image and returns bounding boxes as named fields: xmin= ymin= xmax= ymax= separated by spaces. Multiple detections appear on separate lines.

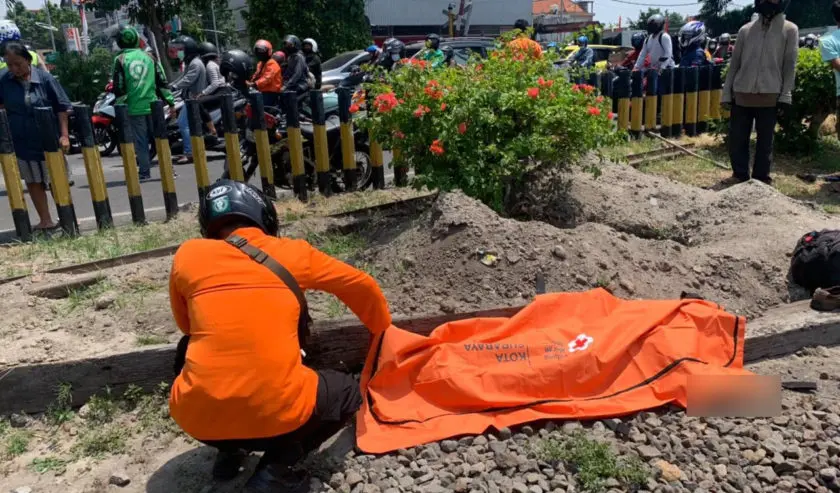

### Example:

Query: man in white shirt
xmin=634 ymin=13 xmax=676 ymax=71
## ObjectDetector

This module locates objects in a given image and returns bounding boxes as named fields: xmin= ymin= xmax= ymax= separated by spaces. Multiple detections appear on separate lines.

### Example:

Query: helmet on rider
xmin=253 ymin=39 xmax=272 ymax=61
xmin=426 ymin=33 xmax=441 ymax=50
xmin=170 ymin=35 xmax=199 ymax=61
xmin=271 ymin=50 xmax=287 ymax=66
xmin=0 ymin=20 xmax=21 ymax=47
xmin=115 ymin=26 xmax=140 ymax=50
xmin=199 ymin=180 xmax=279 ymax=240
xmin=646 ymin=13 xmax=666 ymax=35
xmin=719 ymin=32 xmax=731 ymax=44
xmin=219 ymin=49 xmax=255 ymax=81
xmin=631 ymin=31 xmax=646 ymax=51
xmin=514 ymin=19 xmax=530 ymax=32
xmin=302 ymin=38 xmax=318 ymax=55
xmin=198 ymin=41 xmax=218 ymax=63
xmin=283 ymin=35 xmax=302 ymax=54
xmin=805 ymin=33 xmax=818 ymax=49
xmin=383 ymin=37 xmax=406 ymax=61
xmin=678 ymin=20 xmax=706 ymax=49
xmin=577 ymin=35 xmax=588 ymax=48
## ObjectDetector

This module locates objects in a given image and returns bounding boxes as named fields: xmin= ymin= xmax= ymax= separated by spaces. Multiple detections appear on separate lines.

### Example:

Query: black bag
xmin=789 ymin=230 xmax=840 ymax=292
xmin=173 ymin=234 xmax=313 ymax=376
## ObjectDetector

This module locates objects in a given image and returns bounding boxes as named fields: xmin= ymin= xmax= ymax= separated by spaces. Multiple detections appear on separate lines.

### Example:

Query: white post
xmin=210 ymin=1 xmax=220 ymax=47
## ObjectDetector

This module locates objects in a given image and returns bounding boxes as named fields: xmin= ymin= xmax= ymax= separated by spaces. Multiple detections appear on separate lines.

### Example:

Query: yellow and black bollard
xmin=615 ymin=70 xmax=631 ymax=133
xmin=114 ymin=105 xmax=146 ymax=225
xmin=671 ymin=67 xmax=685 ymax=138
xmin=393 ymin=148 xmax=408 ymax=187
xmin=659 ymin=68 xmax=674 ymax=138
xmin=337 ymin=87 xmax=357 ymax=191
xmin=644 ymin=70 xmax=659 ymax=132
xmin=186 ymin=100 xmax=211 ymax=199
xmin=370 ymin=135 xmax=386 ymax=190
xmin=74 ymin=104 xmax=113 ymax=229
xmin=36 ymin=107 xmax=79 ymax=236
xmin=282 ymin=91 xmax=308 ymax=202
xmin=248 ymin=92 xmax=276 ymax=199
xmin=630 ymin=70 xmax=644 ymax=139
xmin=697 ymin=65 xmax=712 ymax=134
xmin=0 ymin=109 xmax=31 ymax=240
xmin=151 ymin=101 xmax=178 ymax=219
xmin=309 ymin=90 xmax=331 ymax=196
xmin=220 ymin=94 xmax=245 ymax=183
xmin=710 ymin=63 xmax=724 ymax=120
xmin=684 ymin=67 xmax=699 ymax=137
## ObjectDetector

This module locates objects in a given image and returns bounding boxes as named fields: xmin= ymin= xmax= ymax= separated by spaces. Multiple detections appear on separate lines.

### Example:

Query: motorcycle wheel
xmin=352 ymin=145 xmax=373 ymax=191
xmin=95 ymin=125 xmax=117 ymax=157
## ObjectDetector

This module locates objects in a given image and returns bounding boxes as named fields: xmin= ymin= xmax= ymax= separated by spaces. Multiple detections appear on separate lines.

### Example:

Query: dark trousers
xmin=728 ymin=104 xmax=777 ymax=183
xmin=202 ymin=370 xmax=361 ymax=468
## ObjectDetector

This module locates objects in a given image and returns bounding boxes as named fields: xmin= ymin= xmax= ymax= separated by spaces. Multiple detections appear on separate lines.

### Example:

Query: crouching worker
xmin=168 ymin=180 xmax=392 ymax=493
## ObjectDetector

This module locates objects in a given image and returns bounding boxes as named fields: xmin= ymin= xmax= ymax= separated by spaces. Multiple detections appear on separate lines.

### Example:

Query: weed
xmin=83 ymin=388 xmax=120 ymax=426
xmin=30 ymin=456 xmax=68 ymax=475
xmin=64 ymin=280 xmax=112 ymax=313
xmin=123 ymin=383 xmax=178 ymax=436
xmin=4 ymin=430 xmax=31 ymax=458
xmin=73 ymin=425 xmax=127 ymax=458
xmin=0 ymin=419 xmax=8 ymax=437
xmin=538 ymin=431 xmax=648 ymax=492
xmin=284 ymin=210 xmax=305 ymax=222
xmin=325 ymin=296 xmax=348 ymax=319
xmin=306 ymin=231 xmax=367 ymax=259
xmin=45 ymin=383 xmax=74 ymax=426
xmin=135 ymin=333 xmax=169 ymax=346
xmin=595 ymin=277 xmax=612 ymax=290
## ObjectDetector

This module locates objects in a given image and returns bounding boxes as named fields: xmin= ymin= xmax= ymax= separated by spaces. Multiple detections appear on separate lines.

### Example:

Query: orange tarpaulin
xmin=356 ymin=289 xmax=750 ymax=454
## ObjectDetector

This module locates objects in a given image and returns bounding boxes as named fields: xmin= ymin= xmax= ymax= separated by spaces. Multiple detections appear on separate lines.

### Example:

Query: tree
xmin=629 ymin=8 xmax=686 ymax=31
xmin=5 ymin=0 xmax=81 ymax=51
xmin=243 ymin=0 xmax=371 ymax=60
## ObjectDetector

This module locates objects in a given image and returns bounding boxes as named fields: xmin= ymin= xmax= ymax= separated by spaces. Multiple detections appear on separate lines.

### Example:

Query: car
xmin=406 ymin=37 xmax=497 ymax=66
xmin=558 ymin=44 xmax=633 ymax=70
xmin=321 ymin=50 xmax=374 ymax=89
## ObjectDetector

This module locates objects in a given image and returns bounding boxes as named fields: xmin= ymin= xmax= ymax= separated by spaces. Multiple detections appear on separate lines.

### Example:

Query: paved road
xmin=0 ymin=149 xmax=394 ymax=243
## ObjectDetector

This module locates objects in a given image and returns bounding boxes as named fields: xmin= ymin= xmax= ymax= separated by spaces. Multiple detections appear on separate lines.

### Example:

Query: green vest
xmin=114 ymin=48 xmax=165 ymax=116
xmin=0 ymin=50 xmax=41 ymax=70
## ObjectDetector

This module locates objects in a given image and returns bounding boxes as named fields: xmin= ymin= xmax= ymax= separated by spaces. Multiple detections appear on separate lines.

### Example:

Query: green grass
xmin=325 ymin=296 xmax=348 ymax=319
xmin=123 ymin=383 xmax=179 ymax=436
xmin=72 ymin=425 xmax=127 ymax=459
xmin=82 ymin=388 xmax=120 ymax=426
xmin=30 ymin=456 xmax=68 ymax=475
xmin=306 ymin=231 xmax=367 ymax=259
xmin=64 ymin=280 xmax=112 ymax=313
xmin=538 ymin=431 xmax=649 ymax=492
xmin=45 ymin=383 xmax=74 ymax=427
xmin=4 ymin=430 xmax=32 ymax=458
xmin=135 ymin=334 xmax=169 ymax=346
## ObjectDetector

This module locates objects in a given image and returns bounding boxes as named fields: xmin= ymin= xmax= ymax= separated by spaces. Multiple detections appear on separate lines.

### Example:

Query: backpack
xmin=789 ymin=230 xmax=840 ymax=292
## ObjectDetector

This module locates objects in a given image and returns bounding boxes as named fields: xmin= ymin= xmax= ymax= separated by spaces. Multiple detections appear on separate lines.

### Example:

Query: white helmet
xmin=302 ymin=38 xmax=318 ymax=53
xmin=0 ymin=20 xmax=21 ymax=45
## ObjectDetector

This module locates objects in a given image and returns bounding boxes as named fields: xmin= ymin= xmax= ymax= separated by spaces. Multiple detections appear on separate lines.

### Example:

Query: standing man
xmin=722 ymin=0 xmax=798 ymax=184
xmin=112 ymin=26 xmax=175 ymax=181
xmin=821 ymin=1 xmax=840 ymax=138
xmin=169 ymin=35 xmax=207 ymax=165
xmin=634 ymin=14 xmax=675 ymax=72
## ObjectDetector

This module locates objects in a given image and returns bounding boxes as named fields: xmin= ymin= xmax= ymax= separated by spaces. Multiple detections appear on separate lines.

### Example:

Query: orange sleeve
xmin=255 ymin=60 xmax=280 ymax=92
xmin=169 ymin=251 xmax=191 ymax=336
xmin=303 ymin=244 xmax=392 ymax=335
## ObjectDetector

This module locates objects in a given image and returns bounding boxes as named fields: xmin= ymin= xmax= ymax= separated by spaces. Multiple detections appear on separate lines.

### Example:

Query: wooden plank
xmin=45 ymin=245 xmax=181 ymax=276
xmin=4 ymin=300 xmax=839 ymax=417
xmin=326 ymin=192 xmax=439 ymax=219
xmin=26 ymin=272 xmax=106 ymax=299
xmin=0 ymin=306 xmax=524 ymax=416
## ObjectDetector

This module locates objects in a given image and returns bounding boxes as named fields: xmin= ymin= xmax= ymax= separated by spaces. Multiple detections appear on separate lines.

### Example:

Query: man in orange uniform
xmin=248 ymin=39 xmax=283 ymax=107
xmin=508 ymin=19 xmax=543 ymax=59
xmin=168 ymin=179 xmax=392 ymax=493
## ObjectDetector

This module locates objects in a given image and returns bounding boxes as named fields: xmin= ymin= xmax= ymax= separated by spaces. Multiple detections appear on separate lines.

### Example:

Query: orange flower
xmin=440 ymin=103 xmax=447 ymax=111
xmin=582 ymin=84 xmax=596 ymax=93
xmin=373 ymin=92 xmax=399 ymax=113
xmin=588 ymin=106 xmax=601 ymax=116
xmin=349 ymin=104 xmax=360 ymax=114
xmin=538 ymin=77 xmax=555 ymax=88
xmin=571 ymin=84 xmax=581 ymax=93
xmin=458 ymin=122 xmax=467 ymax=135
xmin=414 ymin=105 xmax=431 ymax=118
xmin=596 ymin=95 xmax=605 ymax=103
xmin=430 ymin=139 xmax=445 ymax=155
xmin=527 ymin=87 xmax=540 ymax=99
xmin=476 ymin=64 xmax=484 ymax=71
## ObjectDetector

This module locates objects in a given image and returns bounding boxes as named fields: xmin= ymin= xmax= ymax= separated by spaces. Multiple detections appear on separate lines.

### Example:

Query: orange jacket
xmin=168 ymin=227 xmax=392 ymax=441
xmin=508 ymin=37 xmax=543 ymax=59
xmin=251 ymin=59 xmax=283 ymax=93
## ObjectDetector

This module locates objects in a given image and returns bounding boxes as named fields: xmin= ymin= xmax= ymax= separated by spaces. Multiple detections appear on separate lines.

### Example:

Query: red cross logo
xmin=568 ymin=334 xmax=594 ymax=353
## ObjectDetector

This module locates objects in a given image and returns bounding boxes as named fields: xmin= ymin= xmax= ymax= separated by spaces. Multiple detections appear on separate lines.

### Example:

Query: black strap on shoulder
xmin=225 ymin=234 xmax=313 ymax=348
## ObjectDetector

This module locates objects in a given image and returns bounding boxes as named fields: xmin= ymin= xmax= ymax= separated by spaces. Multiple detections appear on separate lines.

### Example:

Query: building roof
xmin=533 ymin=0 xmax=589 ymax=15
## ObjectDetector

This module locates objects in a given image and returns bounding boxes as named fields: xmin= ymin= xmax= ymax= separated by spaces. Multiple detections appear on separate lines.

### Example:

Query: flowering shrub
xmin=362 ymin=31 xmax=622 ymax=212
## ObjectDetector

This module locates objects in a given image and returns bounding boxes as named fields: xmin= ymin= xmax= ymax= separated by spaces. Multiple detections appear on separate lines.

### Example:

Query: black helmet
xmin=426 ymin=33 xmax=441 ymax=50
xmin=384 ymin=37 xmax=405 ymax=56
xmin=198 ymin=41 xmax=218 ymax=62
xmin=116 ymin=25 xmax=140 ymax=50
xmin=171 ymin=35 xmax=199 ymax=59
xmin=631 ymin=32 xmax=646 ymax=50
xmin=646 ymin=14 xmax=665 ymax=35
xmin=283 ymin=35 xmax=302 ymax=54
xmin=219 ymin=49 xmax=254 ymax=81
xmin=199 ymin=180 xmax=279 ymax=239
xmin=514 ymin=19 xmax=530 ymax=31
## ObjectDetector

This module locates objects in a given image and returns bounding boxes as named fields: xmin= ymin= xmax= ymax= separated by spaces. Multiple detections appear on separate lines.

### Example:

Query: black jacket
xmin=283 ymin=51 xmax=309 ymax=94
xmin=305 ymin=53 xmax=322 ymax=89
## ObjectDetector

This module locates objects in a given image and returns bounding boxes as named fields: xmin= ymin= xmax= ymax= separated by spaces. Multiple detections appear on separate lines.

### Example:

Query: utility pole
xmin=210 ymin=1 xmax=220 ymax=47
xmin=44 ymin=0 xmax=57 ymax=52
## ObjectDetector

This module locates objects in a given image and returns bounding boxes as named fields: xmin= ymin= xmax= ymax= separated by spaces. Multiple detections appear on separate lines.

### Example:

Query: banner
xmin=62 ymin=24 xmax=81 ymax=52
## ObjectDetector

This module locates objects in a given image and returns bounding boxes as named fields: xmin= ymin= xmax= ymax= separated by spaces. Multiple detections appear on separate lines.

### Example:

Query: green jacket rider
xmin=420 ymin=33 xmax=445 ymax=69
xmin=111 ymin=26 xmax=175 ymax=116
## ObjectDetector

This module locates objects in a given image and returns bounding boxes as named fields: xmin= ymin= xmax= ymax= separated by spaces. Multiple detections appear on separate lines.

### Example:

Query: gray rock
xmin=330 ymin=472 xmax=346 ymax=488
xmin=637 ymin=445 xmax=662 ymax=459
xmin=820 ymin=467 xmax=838 ymax=483
xmin=109 ymin=472 xmax=131 ymax=487
xmin=11 ymin=488 xmax=32 ymax=493
xmin=512 ymin=482 xmax=529 ymax=493
xmin=346 ymin=471 xmax=364 ymax=486
xmin=415 ymin=473 xmax=435 ymax=485
xmin=714 ymin=464 xmax=728 ymax=478
xmin=522 ymin=425 xmax=535 ymax=437
xmin=525 ymin=473 xmax=542 ymax=484
xmin=757 ymin=466 xmax=779 ymax=484
xmin=552 ymin=246 xmax=567 ymax=260
xmin=473 ymin=436 xmax=488 ymax=446
xmin=453 ymin=478 xmax=471 ymax=493
xmin=495 ymin=451 xmax=520 ymax=469
xmin=489 ymin=441 xmax=507 ymax=454
xmin=441 ymin=440 xmax=459 ymax=453
xmin=498 ymin=427 xmax=513 ymax=440
xmin=774 ymin=461 xmax=798 ymax=475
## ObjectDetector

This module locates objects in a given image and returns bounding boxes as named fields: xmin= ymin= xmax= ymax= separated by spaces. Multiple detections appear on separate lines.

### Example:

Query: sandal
xmin=175 ymin=156 xmax=193 ymax=165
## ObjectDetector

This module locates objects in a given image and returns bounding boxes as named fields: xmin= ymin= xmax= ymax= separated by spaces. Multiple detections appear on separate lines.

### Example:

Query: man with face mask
xmin=169 ymin=35 xmax=207 ymax=164
xmin=281 ymin=34 xmax=310 ymax=115
xmin=721 ymin=0 xmax=798 ymax=185
xmin=419 ymin=33 xmax=445 ymax=69
xmin=248 ymin=39 xmax=282 ymax=107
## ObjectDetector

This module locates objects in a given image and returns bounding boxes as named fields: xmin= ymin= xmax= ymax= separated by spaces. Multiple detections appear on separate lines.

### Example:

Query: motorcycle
xmin=91 ymin=89 xmax=118 ymax=157
xmin=168 ymin=87 xmax=248 ymax=156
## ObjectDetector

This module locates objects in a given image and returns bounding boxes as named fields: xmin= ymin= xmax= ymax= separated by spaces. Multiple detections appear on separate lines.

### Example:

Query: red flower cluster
xmin=608 ymin=112 xmax=616 ymax=120
xmin=430 ymin=139 xmax=445 ymax=155
xmin=537 ymin=77 xmax=554 ymax=88
xmin=528 ymin=87 xmax=540 ymax=99
xmin=349 ymin=104 xmax=360 ymax=114
xmin=394 ymin=131 xmax=406 ymax=140
xmin=414 ymin=105 xmax=431 ymax=118
xmin=587 ymin=106 xmax=601 ymax=116
xmin=425 ymin=80 xmax=444 ymax=100
xmin=596 ymin=95 xmax=605 ymax=103
xmin=440 ymin=103 xmax=448 ymax=111
xmin=405 ymin=58 xmax=429 ymax=68
xmin=458 ymin=122 xmax=468 ymax=135
xmin=373 ymin=92 xmax=399 ymax=113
